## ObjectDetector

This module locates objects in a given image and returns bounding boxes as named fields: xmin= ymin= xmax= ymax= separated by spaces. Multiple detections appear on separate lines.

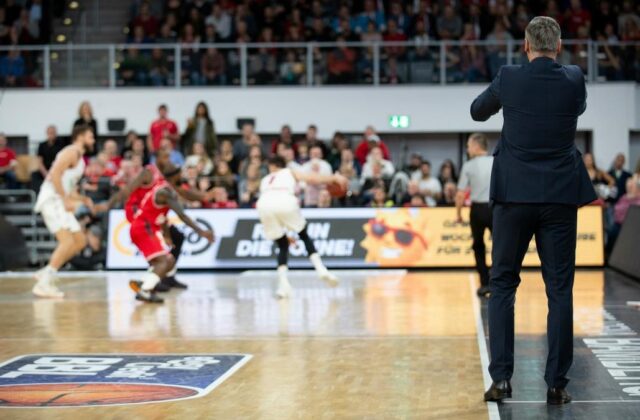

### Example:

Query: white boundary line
xmin=469 ymin=274 xmax=501 ymax=420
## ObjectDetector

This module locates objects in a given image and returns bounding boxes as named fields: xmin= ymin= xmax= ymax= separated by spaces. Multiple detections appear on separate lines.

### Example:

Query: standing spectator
xmin=151 ymin=138 xmax=184 ymax=166
xmin=301 ymin=145 xmax=333 ymax=207
xmin=411 ymin=161 xmax=442 ymax=206
xmin=0 ymin=134 xmax=18 ymax=189
xmin=147 ymin=104 xmax=179 ymax=153
xmin=608 ymin=153 xmax=633 ymax=203
xmin=354 ymin=127 xmax=391 ymax=165
xmin=182 ymin=101 xmax=217 ymax=158
xmin=31 ymin=125 xmax=63 ymax=192
xmin=73 ymin=101 xmax=98 ymax=138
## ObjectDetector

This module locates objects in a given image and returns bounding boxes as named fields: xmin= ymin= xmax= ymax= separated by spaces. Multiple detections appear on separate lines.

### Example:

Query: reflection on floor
xmin=0 ymin=269 xmax=638 ymax=419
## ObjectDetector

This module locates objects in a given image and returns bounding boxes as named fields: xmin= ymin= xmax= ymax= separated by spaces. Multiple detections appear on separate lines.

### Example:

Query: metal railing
xmin=0 ymin=39 xmax=638 ymax=89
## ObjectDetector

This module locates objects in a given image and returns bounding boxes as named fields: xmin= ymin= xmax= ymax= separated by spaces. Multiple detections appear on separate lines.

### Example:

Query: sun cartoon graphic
xmin=360 ymin=208 xmax=430 ymax=266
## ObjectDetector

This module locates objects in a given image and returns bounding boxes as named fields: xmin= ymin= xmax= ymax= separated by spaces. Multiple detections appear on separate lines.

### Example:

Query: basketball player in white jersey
xmin=33 ymin=125 xmax=96 ymax=298
xmin=257 ymin=155 xmax=347 ymax=298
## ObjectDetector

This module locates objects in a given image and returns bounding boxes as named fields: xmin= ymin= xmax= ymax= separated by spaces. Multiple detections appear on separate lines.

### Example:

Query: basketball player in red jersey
xmin=104 ymin=148 xmax=213 ymax=291
xmin=128 ymin=164 xmax=214 ymax=303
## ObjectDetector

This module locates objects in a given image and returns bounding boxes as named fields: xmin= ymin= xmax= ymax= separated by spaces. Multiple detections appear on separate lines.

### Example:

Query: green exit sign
xmin=389 ymin=114 xmax=410 ymax=128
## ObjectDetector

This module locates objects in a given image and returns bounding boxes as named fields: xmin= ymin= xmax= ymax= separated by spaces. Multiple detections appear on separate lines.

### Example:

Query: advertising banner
xmin=106 ymin=206 xmax=604 ymax=269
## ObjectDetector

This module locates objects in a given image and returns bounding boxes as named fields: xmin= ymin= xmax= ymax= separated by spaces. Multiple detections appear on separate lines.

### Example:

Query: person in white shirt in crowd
xmin=185 ymin=142 xmax=214 ymax=176
xmin=411 ymin=160 xmax=442 ymax=206
xmin=277 ymin=143 xmax=301 ymax=171
xmin=361 ymin=145 xmax=395 ymax=182
xmin=301 ymin=145 xmax=333 ymax=207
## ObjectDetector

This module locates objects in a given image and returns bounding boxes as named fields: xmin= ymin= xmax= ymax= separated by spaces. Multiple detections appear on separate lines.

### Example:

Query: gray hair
xmin=525 ymin=16 xmax=561 ymax=53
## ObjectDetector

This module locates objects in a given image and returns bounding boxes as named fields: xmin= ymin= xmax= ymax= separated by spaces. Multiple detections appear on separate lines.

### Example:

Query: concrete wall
xmin=0 ymin=83 xmax=637 ymax=170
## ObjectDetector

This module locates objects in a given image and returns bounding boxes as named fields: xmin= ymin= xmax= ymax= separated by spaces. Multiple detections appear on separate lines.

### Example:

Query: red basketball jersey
xmin=125 ymin=164 xmax=163 ymax=222
xmin=133 ymin=181 xmax=171 ymax=227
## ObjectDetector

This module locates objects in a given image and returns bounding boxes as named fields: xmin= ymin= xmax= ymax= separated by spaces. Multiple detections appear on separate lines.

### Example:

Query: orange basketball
xmin=326 ymin=181 xmax=347 ymax=198
xmin=0 ymin=383 xmax=197 ymax=407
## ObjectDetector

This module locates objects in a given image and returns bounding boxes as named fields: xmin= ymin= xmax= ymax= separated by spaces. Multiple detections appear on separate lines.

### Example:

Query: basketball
xmin=326 ymin=181 xmax=347 ymax=198
xmin=0 ymin=383 xmax=197 ymax=407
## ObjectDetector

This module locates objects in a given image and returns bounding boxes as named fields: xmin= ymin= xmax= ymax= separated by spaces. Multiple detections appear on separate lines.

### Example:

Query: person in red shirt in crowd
xmin=147 ymin=104 xmax=179 ymax=153
xmin=131 ymin=2 xmax=159 ymax=39
xmin=354 ymin=126 xmax=391 ymax=165
xmin=211 ymin=186 xmax=238 ymax=209
xmin=564 ymin=0 xmax=591 ymax=37
xmin=270 ymin=124 xmax=297 ymax=155
xmin=383 ymin=19 xmax=408 ymax=58
xmin=327 ymin=36 xmax=357 ymax=84
xmin=102 ymin=139 xmax=122 ymax=174
xmin=0 ymin=134 xmax=19 ymax=189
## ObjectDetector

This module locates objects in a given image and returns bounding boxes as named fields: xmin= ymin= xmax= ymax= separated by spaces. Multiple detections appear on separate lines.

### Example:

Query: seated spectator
xmin=584 ymin=152 xmax=616 ymax=200
xmin=383 ymin=19 xmax=407 ymax=58
xmin=438 ymin=181 xmax=457 ymax=206
xmin=608 ymin=153 xmax=632 ymax=203
xmin=206 ymin=4 xmax=232 ymax=41
xmin=131 ymin=2 xmax=159 ymax=39
xmin=361 ymin=145 xmax=395 ymax=182
xmin=411 ymin=161 xmax=442 ymax=207
xmin=112 ymin=156 xmax=143 ymax=189
xmin=149 ymin=48 xmax=171 ymax=86
xmin=354 ymin=126 xmax=390 ymax=165
xmin=219 ymin=139 xmax=240 ymax=174
xmin=607 ymin=177 xmax=640 ymax=254
xmin=151 ymin=138 xmax=184 ymax=167
xmin=212 ymin=160 xmax=238 ymax=199
xmin=278 ymin=143 xmax=301 ymax=171
xmin=338 ymin=159 xmax=361 ymax=206
xmin=317 ymin=189 xmax=332 ymax=208
xmin=0 ymin=134 xmax=18 ymax=189
xmin=302 ymin=145 xmax=333 ymax=207
xmin=81 ymin=157 xmax=112 ymax=203
xmin=304 ymin=125 xmax=329 ymax=158
xmin=408 ymin=195 xmax=427 ymax=207
xmin=238 ymin=162 xmax=261 ymax=208
xmin=327 ymin=36 xmax=357 ymax=84
xmin=102 ymin=139 xmax=122 ymax=174
xmin=239 ymin=144 xmax=267 ymax=178
xmin=327 ymin=132 xmax=350 ymax=170
xmin=280 ymin=50 xmax=305 ymax=85
xmin=438 ymin=159 xmax=458 ymax=185
xmin=355 ymin=0 xmax=385 ymax=33
xmin=119 ymin=47 xmax=150 ymax=86
xmin=437 ymin=5 xmax=463 ymax=39
xmin=128 ymin=25 xmax=150 ymax=44
xmin=181 ymin=166 xmax=201 ymax=208
xmin=185 ymin=143 xmax=214 ymax=176
xmin=233 ymin=122 xmax=256 ymax=162
xmin=69 ymin=223 xmax=105 ymax=270
xmin=271 ymin=124 xmax=296 ymax=155
xmin=400 ymin=180 xmax=423 ymax=206
xmin=182 ymin=101 xmax=217 ymax=158
xmin=0 ymin=48 xmax=24 ymax=87
xmin=361 ymin=161 xmax=390 ymax=194
xmin=31 ymin=125 xmax=63 ymax=192
xmin=124 ymin=136 xmax=149 ymax=165
xmin=369 ymin=186 xmax=394 ymax=208
xmin=211 ymin=186 xmax=238 ymax=209
xmin=200 ymin=48 xmax=226 ymax=85
xmin=296 ymin=141 xmax=310 ymax=165
xmin=403 ymin=153 xmax=423 ymax=174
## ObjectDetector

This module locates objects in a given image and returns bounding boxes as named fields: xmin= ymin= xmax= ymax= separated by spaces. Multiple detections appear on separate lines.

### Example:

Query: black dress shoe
xmin=163 ymin=276 xmax=188 ymax=289
xmin=484 ymin=380 xmax=512 ymax=402
xmin=547 ymin=387 xmax=571 ymax=405
xmin=476 ymin=285 xmax=491 ymax=298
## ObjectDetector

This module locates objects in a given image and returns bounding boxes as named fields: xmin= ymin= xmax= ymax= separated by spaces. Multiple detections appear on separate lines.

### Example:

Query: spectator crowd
xmin=1 ymin=99 xmax=640 ymax=268
xmin=116 ymin=0 xmax=640 ymax=86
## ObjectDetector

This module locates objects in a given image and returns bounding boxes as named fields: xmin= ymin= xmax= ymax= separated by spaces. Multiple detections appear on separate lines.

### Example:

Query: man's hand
xmin=198 ymin=229 xmax=215 ymax=243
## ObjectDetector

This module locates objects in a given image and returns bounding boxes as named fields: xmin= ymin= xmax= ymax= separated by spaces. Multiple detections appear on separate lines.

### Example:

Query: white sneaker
xmin=276 ymin=278 xmax=292 ymax=299
xmin=32 ymin=282 xmax=64 ymax=298
xmin=318 ymin=270 xmax=339 ymax=287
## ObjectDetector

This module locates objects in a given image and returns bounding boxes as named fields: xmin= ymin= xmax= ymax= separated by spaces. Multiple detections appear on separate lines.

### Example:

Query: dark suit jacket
xmin=470 ymin=57 xmax=596 ymax=206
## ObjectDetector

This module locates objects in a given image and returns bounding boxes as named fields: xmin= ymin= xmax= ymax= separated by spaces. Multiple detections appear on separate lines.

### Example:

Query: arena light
xmin=69 ymin=1 xmax=79 ymax=10
xmin=51 ymin=52 xmax=59 ymax=60
xmin=63 ymin=18 xmax=72 ymax=26
xmin=56 ymin=34 xmax=67 ymax=43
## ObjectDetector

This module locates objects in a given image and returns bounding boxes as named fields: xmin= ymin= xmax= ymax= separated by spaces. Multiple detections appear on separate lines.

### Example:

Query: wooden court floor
xmin=0 ymin=269 xmax=637 ymax=419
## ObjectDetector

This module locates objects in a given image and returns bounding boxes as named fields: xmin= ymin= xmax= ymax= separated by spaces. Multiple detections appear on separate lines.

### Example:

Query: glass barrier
xmin=0 ymin=47 xmax=44 ymax=88
xmin=0 ymin=40 xmax=638 ymax=88
xmin=50 ymin=47 xmax=110 ymax=88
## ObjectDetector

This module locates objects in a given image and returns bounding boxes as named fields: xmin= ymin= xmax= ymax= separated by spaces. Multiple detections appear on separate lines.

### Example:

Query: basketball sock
xmin=298 ymin=227 xmax=317 ymax=255
xmin=141 ymin=271 xmax=161 ymax=291
xmin=276 ymin=235 xmax=289 ymax=266
xmin=277 ymin=265 xmax=289 ymax=281
xmin=309 ymin=253 xmax=327 ymax=273
xmin=166 ymin=266 xmax=177 ymax=278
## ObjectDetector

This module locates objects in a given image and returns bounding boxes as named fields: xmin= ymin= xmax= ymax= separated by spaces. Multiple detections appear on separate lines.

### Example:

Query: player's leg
xmin=258 ymin=206 xmax=292 ymax=298
xmin=161 ymin=225 xmax=187 ymax=289
xmin=274 ymin=235 xmax=292 ymax=298
xmin=130 ymin=254 xmax=175 ymax=303
xmin=296 ymin=224 xmax=338 ymax=287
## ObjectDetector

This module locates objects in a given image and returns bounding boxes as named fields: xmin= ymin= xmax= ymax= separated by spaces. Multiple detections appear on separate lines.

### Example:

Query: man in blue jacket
xmin=470 ymin=16 xmax=596 ymax=405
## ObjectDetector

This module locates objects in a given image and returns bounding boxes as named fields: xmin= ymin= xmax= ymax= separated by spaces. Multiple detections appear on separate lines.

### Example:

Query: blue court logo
xmin=0 ymin=354 xmax=251 ymax=407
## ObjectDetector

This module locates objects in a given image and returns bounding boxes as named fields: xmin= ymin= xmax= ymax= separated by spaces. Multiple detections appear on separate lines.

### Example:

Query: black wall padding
xmin=0 ymin=214 xmax=29 ymax=270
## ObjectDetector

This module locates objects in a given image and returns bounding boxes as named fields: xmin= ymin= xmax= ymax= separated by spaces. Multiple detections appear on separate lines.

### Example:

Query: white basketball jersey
xmin=259 ymin=168 xmax=296 ymax=197
xmin=35 ymin=146 xmax=85 ymax=212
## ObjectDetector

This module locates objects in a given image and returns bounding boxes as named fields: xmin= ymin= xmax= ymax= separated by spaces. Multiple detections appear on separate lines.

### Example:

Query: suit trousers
xmin=488 ymin=203 xmax=577 ymax=388
xmin=470 ymin=202 xmax=493 ymax=286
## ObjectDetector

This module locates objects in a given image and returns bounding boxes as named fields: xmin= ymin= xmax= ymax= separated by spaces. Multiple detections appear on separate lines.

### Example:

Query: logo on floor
xmin=0 ymin=354 xmax=251 ymax=407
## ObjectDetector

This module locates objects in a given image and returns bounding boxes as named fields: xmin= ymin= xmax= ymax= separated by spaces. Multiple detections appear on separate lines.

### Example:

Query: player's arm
xmin=157 ymin=188 xmax=214 ymax=243
xmin=100 ymin=168 xmax=153 ymax=211
xmin=291 ymin=169 xmax=346 ymax=186
xmin=177 ymin=185 xmax=215 ymax=203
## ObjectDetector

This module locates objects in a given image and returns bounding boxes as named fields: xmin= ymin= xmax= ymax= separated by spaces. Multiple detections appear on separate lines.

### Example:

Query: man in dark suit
xmin=470 ymin=16 xmax=596 ymax=405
